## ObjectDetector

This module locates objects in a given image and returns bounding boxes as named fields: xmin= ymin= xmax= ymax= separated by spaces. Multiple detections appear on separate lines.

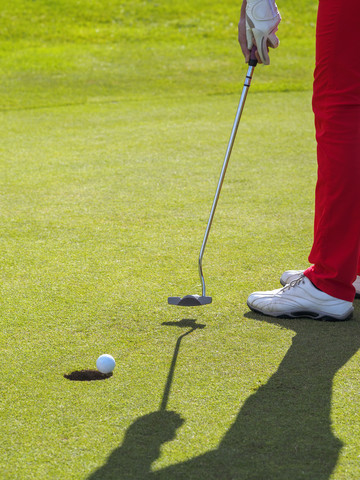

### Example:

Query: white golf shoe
xmin=280 ymin=269 xmax=360 ymax=298
xmin=247 ymin=275 xmax=353 ymax=321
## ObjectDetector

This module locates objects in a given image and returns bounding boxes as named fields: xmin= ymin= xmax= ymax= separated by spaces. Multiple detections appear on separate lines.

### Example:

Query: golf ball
xmin=96 ymin=354 xmax=116 ymax=374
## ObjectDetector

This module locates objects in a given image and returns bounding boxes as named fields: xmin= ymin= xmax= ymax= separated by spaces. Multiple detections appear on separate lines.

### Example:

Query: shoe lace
xmin=281 ymin=273 xmax=305 ymax=292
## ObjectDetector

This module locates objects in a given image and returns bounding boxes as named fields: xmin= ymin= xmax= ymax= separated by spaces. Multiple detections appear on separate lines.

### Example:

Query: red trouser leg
xmin=304 ymin=0 xmax=360 ymax=302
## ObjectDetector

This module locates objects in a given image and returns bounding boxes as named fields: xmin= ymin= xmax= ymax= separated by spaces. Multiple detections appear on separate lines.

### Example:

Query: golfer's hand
xmin=238 ymin=0 xmax=281 ymax=65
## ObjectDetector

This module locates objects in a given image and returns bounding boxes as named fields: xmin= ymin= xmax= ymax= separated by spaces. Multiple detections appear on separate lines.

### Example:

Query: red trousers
xmin=304 ymin=0 xmax=360 ymax=301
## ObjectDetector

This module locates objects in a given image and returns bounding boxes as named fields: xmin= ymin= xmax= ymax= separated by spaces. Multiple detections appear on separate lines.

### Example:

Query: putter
xmin=168 ymin=51 xmax=258 ymax=307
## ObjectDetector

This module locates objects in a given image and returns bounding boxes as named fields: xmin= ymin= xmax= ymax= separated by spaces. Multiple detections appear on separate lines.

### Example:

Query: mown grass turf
xmin=1 ymin=1 xmax=360 ymax=479
xmin=0 ymin=0 xmax=316 ymax=109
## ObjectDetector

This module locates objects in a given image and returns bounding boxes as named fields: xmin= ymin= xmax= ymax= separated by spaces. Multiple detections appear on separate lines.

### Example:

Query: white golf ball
xmin=96 ymin=354 xmax=116 ymax=374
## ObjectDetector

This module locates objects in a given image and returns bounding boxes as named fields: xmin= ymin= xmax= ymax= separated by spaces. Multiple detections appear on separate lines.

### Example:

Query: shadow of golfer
xmin=88 ymin=410 xmax=184 ymax=480
xmin=87 ymin=313 xmax=360 ymax=480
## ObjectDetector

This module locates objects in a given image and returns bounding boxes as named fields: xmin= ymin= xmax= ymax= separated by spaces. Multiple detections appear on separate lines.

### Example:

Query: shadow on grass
xmin=159 ymin=319 xmax=206 ymax=411
xmin=88 ymin=311 xmax=360 ymax=480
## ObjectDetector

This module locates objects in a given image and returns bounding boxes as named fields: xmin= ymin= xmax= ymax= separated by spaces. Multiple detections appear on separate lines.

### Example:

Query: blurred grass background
xmin=0 ymin=0 xmax=316 ymax=109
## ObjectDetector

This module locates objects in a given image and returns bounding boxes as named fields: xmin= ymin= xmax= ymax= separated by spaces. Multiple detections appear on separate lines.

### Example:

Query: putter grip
xmin=249 ymin=46 xmax=258 ymax=67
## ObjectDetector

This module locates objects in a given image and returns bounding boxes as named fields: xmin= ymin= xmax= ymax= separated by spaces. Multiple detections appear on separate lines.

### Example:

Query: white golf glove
xmin=246 ymin=0 xmax=281 ymax=65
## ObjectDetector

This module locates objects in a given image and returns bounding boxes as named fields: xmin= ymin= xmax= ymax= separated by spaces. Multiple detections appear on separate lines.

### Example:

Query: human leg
xmin=304 ymin=0 xmax=360 ymax=301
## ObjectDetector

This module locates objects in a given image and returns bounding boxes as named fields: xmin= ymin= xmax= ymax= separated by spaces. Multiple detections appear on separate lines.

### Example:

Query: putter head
xmin=168 ymin=295 xmax=212 ymax=307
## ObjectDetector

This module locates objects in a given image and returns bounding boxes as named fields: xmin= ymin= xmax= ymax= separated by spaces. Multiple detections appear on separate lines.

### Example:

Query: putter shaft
xmin=199 ymin=63 xmax=256 ymax=297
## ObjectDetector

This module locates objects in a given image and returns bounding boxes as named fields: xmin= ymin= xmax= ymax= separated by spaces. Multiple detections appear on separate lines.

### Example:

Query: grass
xmin=1 ymin=1 xmax=360 ymax=479
xmin=0 ymin=0 xmax=316 ymax=108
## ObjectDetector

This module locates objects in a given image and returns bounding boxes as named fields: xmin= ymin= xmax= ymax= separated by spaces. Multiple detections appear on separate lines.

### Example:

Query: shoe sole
xmin=247 ymin=302 xmax=353 ymax=322
xmin=280 ymin=279 xmax=360 ymax=300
